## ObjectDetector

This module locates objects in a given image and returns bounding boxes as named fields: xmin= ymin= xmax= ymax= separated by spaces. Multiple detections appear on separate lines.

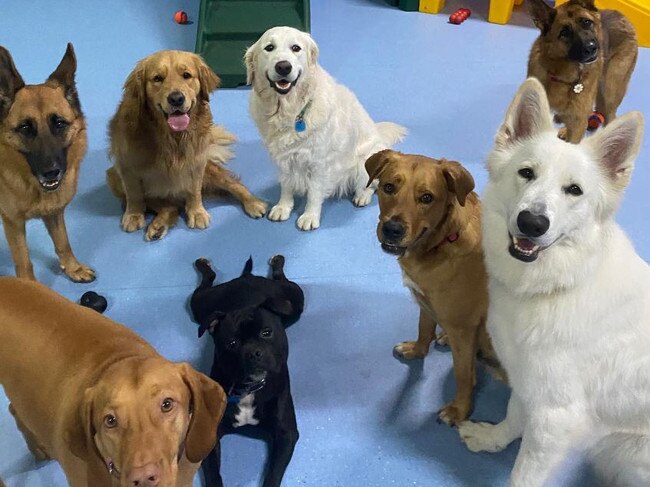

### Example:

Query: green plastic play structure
xmin=195 ymin=0 xmax=311 ymax=88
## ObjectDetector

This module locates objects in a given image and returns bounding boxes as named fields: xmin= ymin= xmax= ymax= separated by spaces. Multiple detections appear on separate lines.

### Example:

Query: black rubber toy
xmin=79 ymin=291 xmax=108 ymax=314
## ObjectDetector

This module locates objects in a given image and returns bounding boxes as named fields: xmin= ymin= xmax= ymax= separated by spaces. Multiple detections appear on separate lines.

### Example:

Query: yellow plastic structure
xmin=419 ymin=0 xmax=446 ymax=14
xmin=488 ymin=0 xmax=524 ymax=25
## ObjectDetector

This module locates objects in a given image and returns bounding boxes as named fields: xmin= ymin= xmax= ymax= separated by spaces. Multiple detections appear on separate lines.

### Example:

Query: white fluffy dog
xmin=457 ymin=78 xmax=649 ymax=487
xmin=245 ymin=27 xmax=406 ymax=230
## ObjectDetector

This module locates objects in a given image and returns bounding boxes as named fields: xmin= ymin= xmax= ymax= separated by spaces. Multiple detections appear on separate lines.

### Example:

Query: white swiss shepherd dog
xmin=245 ymin=26 xmax=406 ymax=230
xmin=458 ymin=78 xmax=649 ymax=487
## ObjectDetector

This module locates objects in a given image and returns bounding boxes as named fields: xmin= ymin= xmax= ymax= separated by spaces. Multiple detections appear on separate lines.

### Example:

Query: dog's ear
xmin=496 ymin=77 xmax=552 ymax=150
xmin=195 ymin=55 xmax=220 ymax=101
xmin=63 ymin=386 xmax=100 ymax=461
xmin=305 ymin=32 xmax=319 ymax=66
xmin=442 ymin=160 xmax=475 ymax=207
xmin=0 ymin=46 xmax=24 ymax=118
xmin=527 ymin=0 xmax=556 ymax=33
xmin=179 ymin=363 xmax=226 ymax=463
xmin=123 ymin=58 xmax=147 ymax=107
xmin=198 ymin=311 xmax=225 ymax=338
xmin=587 ymin=111 xmax=643 ymax=193
xmin=46 ymin=43 xmax=81 ymax=113
xmin=261 ymin=297 xmax=295 ymax=318
xmin=365 ymin=150 xmax=396 ymax=188
xmin=569 ymin=0 xmax=597 ymax=11
xmin=244 ymin=39 xmax=260 ymax=85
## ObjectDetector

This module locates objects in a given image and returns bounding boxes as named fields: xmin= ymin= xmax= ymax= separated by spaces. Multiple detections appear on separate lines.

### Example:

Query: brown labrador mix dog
xmin=0 ymin=44 xmax=94 ymax=282
xmin=366 ymin=150 xmax=501 ymax=425
xmin=107 ymin=50 xmax=268 ymax=241
xmin=0 ymin=277 xmax=226 ymax=487
xmin=527 ymin=0 xmax=637 ymax=143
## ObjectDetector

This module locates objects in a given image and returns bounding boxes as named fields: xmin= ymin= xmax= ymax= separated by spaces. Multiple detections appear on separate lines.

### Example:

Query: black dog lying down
xmin=191 ymin=255 xmax=304 ymax=487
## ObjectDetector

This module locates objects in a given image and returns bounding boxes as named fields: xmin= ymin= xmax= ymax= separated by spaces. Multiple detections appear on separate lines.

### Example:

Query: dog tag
xmin=295 ymin=118 xmax=306 ymax=132
xmin=573 ymin=83 xmax=584 ymax=94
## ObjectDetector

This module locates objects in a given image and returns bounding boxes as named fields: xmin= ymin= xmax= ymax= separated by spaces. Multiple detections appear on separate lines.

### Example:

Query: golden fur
xmin=0 ymin=44 xmax=94 ymax=282
xmin=366 ymin=150 xmax=501 ymax=425
xmin=0 ymin=277 xmax=226 ymax=487
xmin=107 ymin=50 xmax=267 ymax=240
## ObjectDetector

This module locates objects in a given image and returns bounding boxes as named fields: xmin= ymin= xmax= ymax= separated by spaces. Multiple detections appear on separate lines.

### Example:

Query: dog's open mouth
xmin=509 ymin=235 xmax=541 ymax=262
xmin=266 ymin=73 xmax=301 ymax=95
xmin=381 ymin=243 xmax=407 ymax=256
xmin=38 ymin=178 xmax=62 ymax=192
xmin=230 ymin=372 xmax=268 ymax=396
xmin=160 ymin=105 xmax=192 ymax=132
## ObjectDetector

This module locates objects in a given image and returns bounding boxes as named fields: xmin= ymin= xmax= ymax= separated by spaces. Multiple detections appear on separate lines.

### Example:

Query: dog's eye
xmin=153 ymin=74 xmax=164 ymax=83
xmin=104 ymin=414 xmax=118 ymax=429
xmin=559 ymin=26 xmax=572 ymax=39
xmin=420 ymin=193 xmax=433 ymax=204
xmin=580 ymin=18 xmax=593 ymax=28
xmin=565 ymin=184 xmax=583 ymax=196
xmin=260 ymin=328 xmax=273 ymax=339
xmin=264 ymin=44 xmax=275 ymax=52
xmin=161 ymin=398 xmax=174 ymax=413
xmin=518 ymin=168 xmax=535 ymax=181
xmin=291 ymin=45 xmax=302 ymax=53
xmin=50 ymin=116 xmax=69 ymax=132
xmin=15 ymin=120 xmax=36 ymax=137
xmin=383 ymin=183 xmax=395 ymax=194
xmin=183 ymin=72 xmax=192 ymax=80
xmin=226 ymin=338 xmax=238 ymax=350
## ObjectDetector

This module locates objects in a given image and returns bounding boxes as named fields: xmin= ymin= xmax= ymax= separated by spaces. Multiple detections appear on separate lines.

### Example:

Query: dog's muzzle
xmin=266 ymin=68 xmax=301 ymax=95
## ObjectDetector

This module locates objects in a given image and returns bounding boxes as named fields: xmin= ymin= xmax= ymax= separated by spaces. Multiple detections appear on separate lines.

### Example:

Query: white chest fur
xmin=401 ymin=268 xmax=424 ymax=296
xmin=233 ymin=394 xmax=259 ymax=428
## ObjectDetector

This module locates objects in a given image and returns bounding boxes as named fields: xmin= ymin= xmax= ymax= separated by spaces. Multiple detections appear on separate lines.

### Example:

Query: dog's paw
xmin=268 ymin=204 xmax=292 ymax=222
xmin=458 ymin=421 xmax=507 ymax=453
xmin=437 ymin=401 xmax=470 ymax=426
xmin=145 ymin=221 xmax=169 ymax=241
xmin=435 ymin=332 xmax=449 ymax=347
xmin=353 ymin=188 xmax=374 ymax=207
xmin=62 ymin=262 xmax=96 ymax=283
xmin=557 ymin=127 xmax=569 ymax=141
xmin=297 ymin=213 xmax=320 ymax=231
xmin=393 ymin=341 xmax=428 ymax=360
xmin=121 ymin=213 xmax=145 ymax=232
xmin=243 ymin=198 xmax=268 ymax=219
xmin=187 ymin=207 xmax=211 ymax=229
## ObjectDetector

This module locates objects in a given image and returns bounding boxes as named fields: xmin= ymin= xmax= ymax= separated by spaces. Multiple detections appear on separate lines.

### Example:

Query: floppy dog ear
xmin=180 ymin=363 xmax=226 ymax=463
xmin=496 ymin=77 xmax=552 ymax=150
xmin=196 ymin=55 xmax=220 ymax=101
xmin=442 ymin=160 xmax=475 ymax=207
xmin=0 ymin=46 xmax=24 ymax=118
xmin=123 ymin=58 xmax=147 ymax=108
xmin=527 ymin=0 xmax=556 ymax=33
xmin=244 ymin=39 xmax=260 ymax=85
xmin=305 ymin=33 xmax=319 ymax=66
xmin=46 ymin=43 xmax=81 ymax=114
xmin=365 ymin=150 xmax=396 ymax=188
xmin=198 ymin=311 xmax=225 ymax=338
xmin=262 ymin=297 xmax=295 ymax=318
xmin=63 ymin=386 xmax=101 ymax=462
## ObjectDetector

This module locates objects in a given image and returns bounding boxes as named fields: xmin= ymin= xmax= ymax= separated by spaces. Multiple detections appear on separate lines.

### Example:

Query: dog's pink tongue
xmin=167 ymin=113 xmax=190 ymax=132
xmin=516 ymin=238 xmax=537 ymax=250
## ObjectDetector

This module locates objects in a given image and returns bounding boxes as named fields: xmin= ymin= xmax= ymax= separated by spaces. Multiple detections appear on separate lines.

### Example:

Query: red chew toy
xmin=588 ymin=111 xmax=605 ymax=131
xmin=174 ymin=10 xmax=188 ymax=24
xmin=449 ymin=8 xmax=471 ymax=24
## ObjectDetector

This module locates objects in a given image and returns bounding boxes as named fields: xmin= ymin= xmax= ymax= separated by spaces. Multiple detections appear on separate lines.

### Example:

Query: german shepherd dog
xmin=527 ymin=0 xmax=637 ymax=144
xmin=0 ymin=44 xmax=94 ymax=282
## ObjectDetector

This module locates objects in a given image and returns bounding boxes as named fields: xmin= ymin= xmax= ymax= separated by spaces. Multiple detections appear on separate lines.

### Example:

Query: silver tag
xmin=573 ymin=83 xmax=584 ymax=94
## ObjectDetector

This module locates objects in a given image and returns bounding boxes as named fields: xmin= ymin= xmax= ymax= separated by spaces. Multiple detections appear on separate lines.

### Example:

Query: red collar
xmin=433 ymin=232 xmax=459 ymax=251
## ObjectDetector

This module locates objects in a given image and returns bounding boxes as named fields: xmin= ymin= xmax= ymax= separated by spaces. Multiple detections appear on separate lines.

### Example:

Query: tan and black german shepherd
xmin=0 ymin=44 xmax=94 ymax=282
xmin=527 ymin=0 xmax=637 ymax=143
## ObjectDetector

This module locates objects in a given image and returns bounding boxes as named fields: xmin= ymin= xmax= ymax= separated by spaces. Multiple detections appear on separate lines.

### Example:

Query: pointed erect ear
xmin=244 ymin=39 xmax=260 ymax=85
xmin=47 ymin=43 xmax=81 ymax=113
xmin=587 ymin=111 xmax=644 ymax=191
xmin=0 ymin=46 xmax=25 ymax=118
xmin=442 ymin=160 xmax=475 ymax=207
xmin=365 ymin=149 xmax=396 ymax=188
xmin=496 ymin=77 xmax=553 ymax=150
xmin=195 ymin=55 xmax=220 ymax=101
xmin=527 ymin=0 xmax=556 ymax=33
xmin=569 ymin=0 xmax=597 ymax=11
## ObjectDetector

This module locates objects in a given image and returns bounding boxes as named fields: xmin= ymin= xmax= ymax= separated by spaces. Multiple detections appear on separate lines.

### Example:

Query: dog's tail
xmin=376 ymin=122 xmax=407 ymax=147
xmin=591 ymin=433 xmax=650 ymax=487
xmin=207 ymin=124 xmax=236 ymax=165
xmin=241 ymin=256 xmax=253 ymax=276
xmin=106 ymin=166 xmax=125 ymax=201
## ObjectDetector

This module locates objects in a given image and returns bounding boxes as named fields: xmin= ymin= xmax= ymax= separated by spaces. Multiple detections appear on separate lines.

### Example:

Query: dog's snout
xmin=275 ymin=61 xmax=292 ymax=77
xmin=517 ymin=211 xmax=550 ymax=238
xmin=167 ymin=91 xmax=185 ymax=108
xmin=382 ymin=220 xmax=405 ymax=241
xmin=127 ymin=463 xmax=161 ymax=487
xmin=583 ymin=39 xmax=598 ymax=58
xmin=248 ymin=349 xmax=263 ymax=360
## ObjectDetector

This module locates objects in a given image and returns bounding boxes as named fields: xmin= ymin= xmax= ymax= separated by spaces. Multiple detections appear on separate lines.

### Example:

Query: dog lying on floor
xmin=526 ymin=0 xmax=637 ymax=143
xmin=191 ymin=256 xmax=304 ymax=487
xmin=458 ymin=78 xmax=648 ymax=487
xmin=245 ymin=26 xmax=406 ymax=231
xmin=107 ymin=50 xmax=267 ymax=241
xmin=366 ymin=150 xmax=502 ymax=425
xmin=0 ymin=277 xmax=226 ymax=487
xmin=0 ymin=43 xmax=94 ymax=282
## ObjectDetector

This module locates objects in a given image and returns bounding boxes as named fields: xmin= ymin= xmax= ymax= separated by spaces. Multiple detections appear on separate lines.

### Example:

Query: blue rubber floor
xmin=1 ymin=1 xmax=648 ymax=486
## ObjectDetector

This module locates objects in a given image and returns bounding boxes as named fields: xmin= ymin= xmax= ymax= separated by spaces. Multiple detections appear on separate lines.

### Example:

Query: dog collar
xmin=433 ymin=232 xmax=459 ymax=251
xmin=295 ymin=99 xmax=312 ymax=132
xmin=548 ymin=71 xmax=584 ymax=94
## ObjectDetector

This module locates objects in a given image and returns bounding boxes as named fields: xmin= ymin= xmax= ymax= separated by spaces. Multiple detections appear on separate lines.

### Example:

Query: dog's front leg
xmin=268 ymin=180 xmax=294 ymax=222
xmin=185 ymin=178 xmax=211 ymax=230
xmin=118 ymin=166 xmax=147 ymax=232
xmin=201 ymin=438 xmax=224 ymax=487
xmin=263 ymin=393 xmax=299 ymax=487
xmin=1 ymin=215 xmax=35 ymax=280
xmin=43 ymin=211 xmax=95 ymax=282
xmin=296 ymin=189 xmax=324 ymax=231
xmin=558 ymin=113 xmax=589 ymax=144
xmin=393 ymin=307 xmax=436 ymax=359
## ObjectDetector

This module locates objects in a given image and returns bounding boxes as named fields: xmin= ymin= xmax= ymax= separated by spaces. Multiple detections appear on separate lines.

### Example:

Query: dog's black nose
xmin=248 ymin=349 xmax=263 ymax=360
xmin=167 ymin=91 xmax=185 ymax=108
xmin=517 ymin=211 xmax=550 ymax=238
xmin=275 ymin=61 xmax=292 ymax=77
xmin=583 ymin=39 xmax=598 ymax=59
xmin=382 ymin=220 xmax=405 ymax=241
xmin=41 ymin=168 xmax=61 ymax=180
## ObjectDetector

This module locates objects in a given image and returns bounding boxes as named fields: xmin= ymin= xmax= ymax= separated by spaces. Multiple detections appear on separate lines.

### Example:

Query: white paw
xmin=296 ymin=213 xmax=320 ymax=231
xmin=458 ymin=421 xmax=508 ymax=453
xmin=353 ymin=188 xmax=374 ymax=207
xmin=268 ymin=204 xmax=292 ymax=222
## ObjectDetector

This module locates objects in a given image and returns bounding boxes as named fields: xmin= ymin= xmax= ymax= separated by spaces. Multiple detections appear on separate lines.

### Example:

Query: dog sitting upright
xmin=191 ymin=255 xmax=304 ymax=487
xmin=527 ymin=0 xmax=637 ymax=143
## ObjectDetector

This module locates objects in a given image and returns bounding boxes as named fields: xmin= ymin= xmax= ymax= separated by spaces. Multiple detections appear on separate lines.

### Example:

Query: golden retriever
xmin=107 ymin=50 xmax=267 ymax=240
xmin=0 ymin=277 xmax=226 ymax=487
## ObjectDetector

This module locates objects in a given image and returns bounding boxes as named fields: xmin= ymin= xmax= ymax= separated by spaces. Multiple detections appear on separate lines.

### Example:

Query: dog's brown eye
xmin=580 ymin=18 xmax=593 ymax=28
xmin=15 ymin=120 xmax=36 ymax=137
xmin=565 ymin=184 xmax=583 ymax=196
xmin=420 ymin=193 xmax=433 ymax=204
xmin=383 ymin=183 xmax=395 ymax=194
xmin=153 ymin=75 xmax=164 ymax=83
xmin=559 ymin=26 xmax=572 ymax=38
xmin=161 ymin=398 xmax=174 ymax=413
xmin=518 ymin=168 xmax=535 ymax=181
xmin=104 ymin=415 xmax=118 ymax=428
xmin=291 ymin=45 xmax=301 ymax=53
xmin=264 ymin=44 xmax=274 ymax=52
xmin=260 ymin=328 xmax=273 ymax=339
xmin=183 ymin=72 xmax=192 ymax=79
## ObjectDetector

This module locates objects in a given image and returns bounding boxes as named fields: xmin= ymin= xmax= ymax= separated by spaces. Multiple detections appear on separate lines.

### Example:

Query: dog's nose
xmin=583 ymin=39 xmax=598 ymax=58
xmin=127 ymin=463 xmax=160 ymax=487
xmin=167 ymin=91 xmax=185 ymax=108
xmin=248 ymin=349 xmax=263 ymax=360
xmin=517 ymin=211 xmax=550 ymax=238
xmin=275 ymin=61 xmax=292 ymax=77
xmin=41 ymin=168 xmax=61 ymax=180
xmin=382 ymin=220 xmax=405 ymax=241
